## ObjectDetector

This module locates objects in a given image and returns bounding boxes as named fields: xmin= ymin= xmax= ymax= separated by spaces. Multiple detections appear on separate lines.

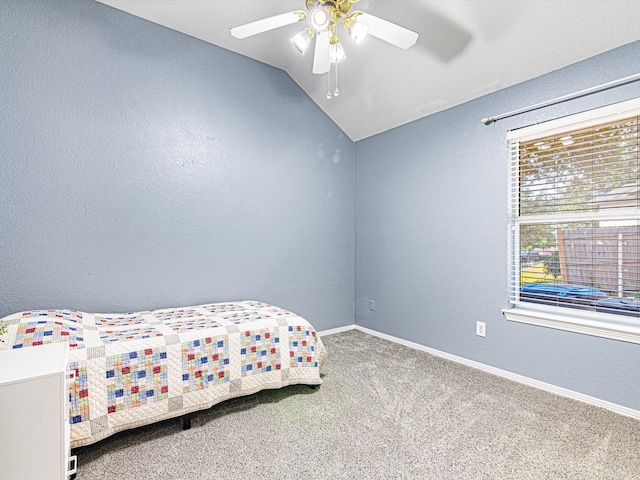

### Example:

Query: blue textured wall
xmin=0 ymin=0 xmax=354 ymax=330
xmin=355 ymin=41 xmax=640 ymax=410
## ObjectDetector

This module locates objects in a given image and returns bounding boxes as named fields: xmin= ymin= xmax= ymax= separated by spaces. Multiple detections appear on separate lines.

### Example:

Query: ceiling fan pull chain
xmin=334 ymin=61 xmax=339 ymax=97
xmin=326 ymin=64 xmax=332 ymax=99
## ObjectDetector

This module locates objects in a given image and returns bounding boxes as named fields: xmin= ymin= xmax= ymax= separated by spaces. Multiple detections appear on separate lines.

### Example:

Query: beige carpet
xmin=74 ymin=329 xmax=640 ymax=479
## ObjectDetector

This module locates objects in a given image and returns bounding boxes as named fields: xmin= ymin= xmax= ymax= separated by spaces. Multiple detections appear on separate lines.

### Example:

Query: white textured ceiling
xmin=96 ymin=0 xmax=640 ymax=141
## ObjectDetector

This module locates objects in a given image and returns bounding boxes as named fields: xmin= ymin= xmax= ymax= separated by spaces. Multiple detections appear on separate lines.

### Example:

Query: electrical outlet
xmin=369 ymin=299 xmax=376 ymax=311
xmin=476 ymin=321 xmax=486 ymax=337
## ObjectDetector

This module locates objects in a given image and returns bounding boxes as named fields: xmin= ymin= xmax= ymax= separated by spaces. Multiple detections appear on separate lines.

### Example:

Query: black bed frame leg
xmin=182 ymin=413 xmax=192 ymax=430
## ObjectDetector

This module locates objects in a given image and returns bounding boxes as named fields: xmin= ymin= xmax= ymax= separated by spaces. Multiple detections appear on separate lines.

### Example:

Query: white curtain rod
xmin=481 ymin=72 xmax=640 ymax=125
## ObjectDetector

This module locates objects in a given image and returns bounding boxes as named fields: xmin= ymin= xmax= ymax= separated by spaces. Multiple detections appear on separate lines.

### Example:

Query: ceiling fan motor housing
xmin=305 ymin=0 xmax=356 ymax=31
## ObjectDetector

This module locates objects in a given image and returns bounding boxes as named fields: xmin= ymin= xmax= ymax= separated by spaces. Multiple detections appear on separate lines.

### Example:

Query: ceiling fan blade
xmin=312 ymin=30 xmax=330 ymax=75
xmin=230 ymin=11 xmax=304 ymax=39
xmin=358 ymin=13 xmax=419 ymax=49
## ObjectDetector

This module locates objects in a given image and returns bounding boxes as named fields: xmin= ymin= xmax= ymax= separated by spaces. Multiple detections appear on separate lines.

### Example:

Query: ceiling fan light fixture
xmin=231 ymin=1 xmax=421 ymax=98
xmin=329 ymin=36 xmax=346 ymax=63
xmin=292 ymin=28 xmax=315 ymax=54
xmin=348 ymin=19 xmax=368 ymax=44
xmin=310 ymin=7 xmax=331 ymax=31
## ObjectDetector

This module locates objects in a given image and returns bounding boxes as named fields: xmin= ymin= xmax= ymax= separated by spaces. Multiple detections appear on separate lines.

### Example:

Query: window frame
xmin=503 ymin=97 xmax=640 ymax=344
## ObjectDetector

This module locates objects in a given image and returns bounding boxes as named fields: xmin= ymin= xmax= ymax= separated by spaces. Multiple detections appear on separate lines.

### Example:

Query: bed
xmin=0 ymin=300 xmax=326 ymax=448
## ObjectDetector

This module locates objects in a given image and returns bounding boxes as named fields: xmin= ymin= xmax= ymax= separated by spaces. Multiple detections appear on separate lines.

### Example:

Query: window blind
xmin=507 ymin=99 xmax=640 ymax=319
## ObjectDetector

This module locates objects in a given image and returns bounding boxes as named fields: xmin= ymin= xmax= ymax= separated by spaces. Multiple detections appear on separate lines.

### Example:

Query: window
xmin=505 ymin=98 xmax=640 ymax=343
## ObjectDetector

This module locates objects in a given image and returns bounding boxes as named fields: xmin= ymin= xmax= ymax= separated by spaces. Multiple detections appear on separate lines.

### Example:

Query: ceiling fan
xmin=230 ymin=0 xmax=419 ymax=98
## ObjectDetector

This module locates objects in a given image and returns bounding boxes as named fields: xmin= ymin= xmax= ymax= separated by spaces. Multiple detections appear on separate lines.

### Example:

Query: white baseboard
xmin=320 ymin=324 xmax=640 ymax=422
xmin=317 ymin=324 xmax=358 ymax=336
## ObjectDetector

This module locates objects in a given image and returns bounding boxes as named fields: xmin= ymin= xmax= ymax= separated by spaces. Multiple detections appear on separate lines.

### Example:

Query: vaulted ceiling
xmin=97 ymin=0 xmax=640 ymax=141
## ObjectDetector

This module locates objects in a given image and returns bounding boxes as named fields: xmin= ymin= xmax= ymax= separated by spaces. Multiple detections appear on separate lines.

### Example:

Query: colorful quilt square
xmin=95 ymin=313 xmax=147 ymax=327
xmin=164 ymin=315 xmax=223 ymax=333
xmin=240 ymin=328 xmax=281 ymax=376
xmin=100 ymin=327 xmax=163 ymax=344
xmin=68 ymin=361 xmax=90 ymax=425
xmin=223 ymin=311 xmax=266 ymax=325
xmin=152 ymin=308 xmax=199 ymax=323
xmin=181 ymin=336 xmax=229 ymax=394
xmin=12 ymin=320 xmax=85 ymax=349
xmin=267 ymin=306 xmax=293 ymax=317
xmin=105 ymin=348 xmax=168 ymax=413
xmin=200 ymin=303 xmax=248 ymax=315
xmin=288 ymin=325 xmax=319 ymax=368
xmin=20 ymin=309 xmax=84 ymax=323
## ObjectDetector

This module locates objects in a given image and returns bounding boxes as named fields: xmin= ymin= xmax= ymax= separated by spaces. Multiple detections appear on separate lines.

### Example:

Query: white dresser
xmin=0 ymin=342 xmax=77 ymax=479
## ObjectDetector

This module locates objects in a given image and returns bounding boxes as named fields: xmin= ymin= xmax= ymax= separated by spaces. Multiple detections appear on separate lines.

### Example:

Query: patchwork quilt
xmin=0 ymin=301 xmax=326 ymax=447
